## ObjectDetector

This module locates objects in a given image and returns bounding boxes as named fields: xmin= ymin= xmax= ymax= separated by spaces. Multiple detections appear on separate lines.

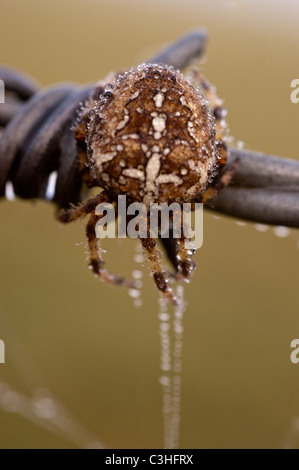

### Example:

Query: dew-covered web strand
xmin=213 ymin=213 xmax=299 ymax=449
xmin=158 ymin=284 xmax=186 ymax=449
xmin=158 ymin=294 xmax=172 ymax=448
xmin=128 ymin=242 xmax=144 ymax=308
xmin=0 ymin=308 xmax=104 ymax=449
xmin=213 ymin=212 xmax=297 ymax=244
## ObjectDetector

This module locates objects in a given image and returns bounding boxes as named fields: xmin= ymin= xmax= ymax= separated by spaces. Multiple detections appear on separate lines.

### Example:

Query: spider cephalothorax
xmin=60 ymin=63 xmax=231 ymax=304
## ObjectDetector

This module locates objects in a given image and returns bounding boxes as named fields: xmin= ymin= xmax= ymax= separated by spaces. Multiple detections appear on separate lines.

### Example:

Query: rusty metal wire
xmin=216 ymin=149 xmax=299 ymax=227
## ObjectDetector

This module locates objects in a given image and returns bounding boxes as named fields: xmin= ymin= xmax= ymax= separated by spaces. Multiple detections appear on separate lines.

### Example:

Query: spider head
xmin=84 ymin=64 xmax=221 ymax=209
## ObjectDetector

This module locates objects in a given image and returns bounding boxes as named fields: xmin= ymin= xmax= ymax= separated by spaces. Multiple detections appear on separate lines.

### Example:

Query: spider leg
xmin=56 ymin=191 xmax=109 ymax=223
xmin=167 ymin=239 xmax=196 ymax=283
xmin=161 ymin=210 xmax=195 ymax=282
xmin=187 ymin=67 xmax=229 ymax=168
xmin=175 ymin=242 xmax=196 ymax=282
xmin=187 ymin=68 xmax=226 ymax=132
xmin=140 ymin=233 xmax=178 ymax=306
xmin=187 ymin=67 xmax=238 ymax=205
xmin=58 ymin=190 xmax=137 ymax=289
xmin=86 ymin=211 xmax=136 ymax=288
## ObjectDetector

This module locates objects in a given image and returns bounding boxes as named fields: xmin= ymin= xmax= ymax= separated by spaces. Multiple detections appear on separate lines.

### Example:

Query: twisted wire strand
xmin=0 ymin=76 xmax=93 ymax=208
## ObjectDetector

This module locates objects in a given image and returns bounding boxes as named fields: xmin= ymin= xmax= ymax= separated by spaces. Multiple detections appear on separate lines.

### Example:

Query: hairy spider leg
xmin=187 ymin=67 xmax=235 ymax=203
xmin=187 ymin=68 xmax=228 ymax=148
xmin=56 ymin=192 xmax=109 ymax=222
xmin=164 ymin=209 xmax=196 ymax=283
xmin=57 ymin=191 xmax=137 ymax=289
xmin=86 ymin=211 xmax=136 ymax=288
xmin=175 ymin=215 xmax=196 ymax=281
xmin=140 ymin=219 xmax=178 ymax=305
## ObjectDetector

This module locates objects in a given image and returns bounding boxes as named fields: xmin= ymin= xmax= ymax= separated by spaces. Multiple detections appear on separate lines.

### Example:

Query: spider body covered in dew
xmin=59 ymin=63 xmax=232 ymax=304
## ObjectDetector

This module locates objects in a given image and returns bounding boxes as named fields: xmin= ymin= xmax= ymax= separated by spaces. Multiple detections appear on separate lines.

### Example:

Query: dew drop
xmin=158 ymin=285 xmax=186 ymax=449
xmin=134 ymin=254 xmax=144 ymax=264
xmin=159 ymin=313 xmax=170 ymax=322
xmin=33 ymin=396 xmax=56 ymax=420
xmin=5 ymin=181 xmax=16 ymax=201
xmin=273 ymin=226 xmax=290 ymax=238
xmin=133 ymin=298 xmax=143 ymax=308
xmin=130 ymin=242 xmax=144 ymax=308
xmin=159 ymin=376 xmax=170 ymax=387
xmin=129 ymin=289 xmax=140 ymax=299
xmin=132 ymin=270 xmax=143 ymax=280
xmin=255 ymin=224 xmax=269 ymax=233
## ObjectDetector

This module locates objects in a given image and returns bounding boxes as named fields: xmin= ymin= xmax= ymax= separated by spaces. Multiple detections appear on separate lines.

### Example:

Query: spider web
xmin=0 ymin=307 xmax=104 ymax=449
xmin=158 ymin=286 xmax=186 ymax=449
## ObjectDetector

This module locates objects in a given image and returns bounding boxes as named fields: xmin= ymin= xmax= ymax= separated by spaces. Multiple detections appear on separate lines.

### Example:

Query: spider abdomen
xmin=83 ymin=64 xmax=219 ymax=208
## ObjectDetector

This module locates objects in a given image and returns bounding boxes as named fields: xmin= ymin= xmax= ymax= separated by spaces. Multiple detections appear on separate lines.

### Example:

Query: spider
xmin=57 ymin=62 xmax=234 ymax=305
xmin=1 ymin=31 xmax=298 ymax=304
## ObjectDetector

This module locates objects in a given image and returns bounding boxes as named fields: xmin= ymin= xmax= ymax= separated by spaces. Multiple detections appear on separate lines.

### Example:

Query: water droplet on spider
xmin=104 ymin=84 xmax=113 ymax=99
xmin=104 ymin=90 xmax=113 ymax=99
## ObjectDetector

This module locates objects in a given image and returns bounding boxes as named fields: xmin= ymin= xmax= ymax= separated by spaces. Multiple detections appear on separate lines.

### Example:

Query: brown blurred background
xmin=0 ymin=0 xmax=299 ymax=449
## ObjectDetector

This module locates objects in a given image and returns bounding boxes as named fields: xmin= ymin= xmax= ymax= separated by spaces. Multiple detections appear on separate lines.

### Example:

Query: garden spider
xmin=57 ymin=61 xmax=233 ymax=305
xmin=3 ymin=31 xmax=297 ymax=305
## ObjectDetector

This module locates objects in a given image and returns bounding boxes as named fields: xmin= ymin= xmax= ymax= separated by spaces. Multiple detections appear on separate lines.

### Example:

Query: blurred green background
xmin=1 ymin=0 xmax=299 ymax=449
